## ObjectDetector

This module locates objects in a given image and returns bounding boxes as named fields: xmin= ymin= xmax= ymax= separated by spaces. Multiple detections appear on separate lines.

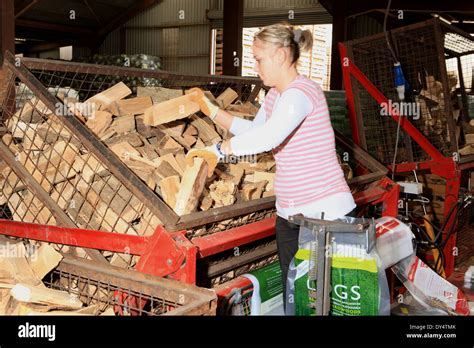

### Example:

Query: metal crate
xmin=43 ymin=256 xmax=217 ymax=316
xmin=344 ymin=18 xmax=474 ymax=165
xmin=0 ymin=51 xmax=267 ymax=266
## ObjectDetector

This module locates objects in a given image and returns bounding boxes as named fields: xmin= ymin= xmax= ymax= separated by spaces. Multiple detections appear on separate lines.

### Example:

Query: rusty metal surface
xmin=50 ymin=255 xmax=217 ymax=316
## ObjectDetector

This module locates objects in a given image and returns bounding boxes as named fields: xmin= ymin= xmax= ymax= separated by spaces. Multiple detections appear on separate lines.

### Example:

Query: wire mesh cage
xmin=0 ymin=51 xmax=266 ymax=266
xmin=344 ymin=18 xmax=474 ymax=165
xmin=42 ymin=256 xmax=217 ymax=316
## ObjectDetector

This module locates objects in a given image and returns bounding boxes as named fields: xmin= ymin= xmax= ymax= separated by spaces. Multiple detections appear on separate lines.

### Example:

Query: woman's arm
xmin=228 ymin=104 xmax=267 ymax=135
xmin=222 ymin=89 xmax=313 ymax=156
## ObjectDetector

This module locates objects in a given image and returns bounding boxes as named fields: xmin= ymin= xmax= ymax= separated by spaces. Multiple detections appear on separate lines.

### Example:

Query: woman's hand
xmin=188 ymin=87 xmax=220 ymax=120
xmin=220 ymin=140 xmax=232 ymax=155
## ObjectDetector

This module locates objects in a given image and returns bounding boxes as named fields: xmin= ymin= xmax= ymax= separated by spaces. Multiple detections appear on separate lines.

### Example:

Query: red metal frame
xmin=0 ymin=177 xmax=399 ymax=287
xmin=339 ymin=42 xmax=471 ymax=276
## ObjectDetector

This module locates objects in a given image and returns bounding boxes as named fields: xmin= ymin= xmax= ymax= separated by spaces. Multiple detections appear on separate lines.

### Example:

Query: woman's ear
xmin=275 ymin=47 xmax=287 ymax=65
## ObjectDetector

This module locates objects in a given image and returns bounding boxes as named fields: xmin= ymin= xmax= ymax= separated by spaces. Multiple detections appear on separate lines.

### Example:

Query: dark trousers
xmin=275 ymin=216 xmax=300 ymax=309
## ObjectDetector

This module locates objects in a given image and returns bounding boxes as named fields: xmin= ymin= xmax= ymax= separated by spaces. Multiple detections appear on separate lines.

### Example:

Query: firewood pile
xmin=0 ymin=81 xmax=354 ymax=261
xmin=0 ymin=83 xmax=280 ymax=244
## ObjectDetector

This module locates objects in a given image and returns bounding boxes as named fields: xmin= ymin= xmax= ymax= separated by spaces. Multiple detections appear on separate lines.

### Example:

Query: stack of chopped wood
xmin=460 ymin=119 xmax=474 ymax=156
xmin=0 ymin=236 xmax=112 ymax=315
xmin=1 ymin=81 xmax=356 ymax=249
xmin=1 ymin=82 xmax=276 ymax=227
xmin=416 ymin=75 xmax=455 ymax=153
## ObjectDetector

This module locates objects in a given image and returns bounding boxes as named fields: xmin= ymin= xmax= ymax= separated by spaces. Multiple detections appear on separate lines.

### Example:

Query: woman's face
xmin=252 ymin=39 xmax=280 ymax=87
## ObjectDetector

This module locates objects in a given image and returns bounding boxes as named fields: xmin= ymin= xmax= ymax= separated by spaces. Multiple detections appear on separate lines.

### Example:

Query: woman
xmin=192 ymin=23 xmax=356 ymax=310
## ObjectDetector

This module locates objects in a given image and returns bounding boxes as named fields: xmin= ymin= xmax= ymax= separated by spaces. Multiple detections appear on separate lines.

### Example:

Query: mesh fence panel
xmin=346 ymin=19 xmax=474 ymax=165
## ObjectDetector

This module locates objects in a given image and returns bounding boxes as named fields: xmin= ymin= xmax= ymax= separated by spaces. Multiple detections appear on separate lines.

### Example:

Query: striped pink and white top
xmin=265 ymin=75 xmax=351 ymax=209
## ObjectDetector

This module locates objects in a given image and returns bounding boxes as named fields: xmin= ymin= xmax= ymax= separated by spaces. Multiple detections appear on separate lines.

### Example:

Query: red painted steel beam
xmin=192 ymin=217 xmax=276 ymax=258
xmin=135 ymin=225 xmax=188 ymax=279
xmin=0 ymin=219 xmax=148 ymax=255
xmin=339 ymin=43 xmax=444 ymax=162
xmin=353 ymin=187 xmax=386 ymax=206
xmin=339 ymin=43 xmax=361 ymax=147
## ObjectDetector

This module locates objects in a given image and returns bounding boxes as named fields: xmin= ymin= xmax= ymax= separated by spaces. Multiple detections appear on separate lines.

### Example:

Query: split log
xmin=174 ymin=157 xmax=208 ymax=215
xmin=85 ymin=110 xmax=113 ymax=136
xmin=190 ymin=115 xmax=221 ymax=145
xmin=10 ymin=283 xmax=82 ymax=310
xmin=0 ymin=236 xmax=42 ymax=286
xmin=159 ymin=175 xmax=180 ymax=208
xmin=185 ymin=148 xmax=218 ymax=176
xmin=106 ymin=96 xmax=153 ymax=116
xmin=209 ymin=180 xmax=236 ymax=207
xmin=137 ymin=86 xmax=183 ymax=104
xmin=84 ymin=82 xmax=132 ymax=110
xmin=28 ymin=244 xmax=63 ymax=280
xmin=143 ymin=91 xmax=200 ymax=126
xmin=109 ymin=114 xmax=136 ymax=134
xmin=216 ymin=88 xmax=238 ymax=109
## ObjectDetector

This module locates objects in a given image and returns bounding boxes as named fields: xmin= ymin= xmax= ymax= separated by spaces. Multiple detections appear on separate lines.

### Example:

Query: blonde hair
xmin=254 ymin=23 xmax=313 ymax=64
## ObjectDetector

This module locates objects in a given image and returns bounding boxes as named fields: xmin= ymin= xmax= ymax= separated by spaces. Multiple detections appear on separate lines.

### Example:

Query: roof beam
xmin=15 ymin=0 xmax=39 ymax=18
xmin=16 ymin=18 xmax=94 ymax=36
xmin=321 ymin=0 xmax=474 ymax=15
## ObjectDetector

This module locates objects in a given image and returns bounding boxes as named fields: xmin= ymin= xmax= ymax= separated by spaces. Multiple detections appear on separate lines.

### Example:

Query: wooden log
xmin=0 ymin=236 xmax=42 ymax=286
xmin=183 ymin=124 xmax=198 ymax=137
xmin=106 ymin=96 xmax=153 ymax=116
xmin=159 ymin=175 xmax=180 ymax=208
xmin=199 ymin=189 xmax=213 ymax=211
xmin=136 ymin=115 xmax=168 ymax=141
xmin=28 ymin=244 xmax=63 ymax=280
xmin=240 ymin=181 xmax=267 ymax=201
xmin=190 ymin=115 xmax=221 ymax=145
xmin=158 ymin=153 xmax=184 ymax=176
xmin=37 ymin=115 xmax=74 ymax=144
xmin=137 ymin=207 xmax=163 ymax=236
xmin=16 ymin=98 xmax=52 ymax=123
xmin=143 ymin=91 xmax=200 ymax=126
xmin=105 ymin=132 xmax=143 ymax=148
xmin=159 ymin=122 xmax=195 ymax=150
xmin=85 ymin=82 xmax=132 ymax=110
xmin=109 ymin=114 xmax=136 ymax=134
xmin=209 ymin=180 xmax=236 ymax=207
xmin=88 ymin=177 xmax=143 ymax=224
xmin=229 ymin=164 xmax=244 ymax=185
xmin=465 ymin=133 xmax=474 ymax=144
xmin=174 ymin=157 xmax=209 ymax=215
xmin=85 ymin=110 xmax=113 ymax=136
xmin=154 ymin=161 xmax=180 ymax=180
xmin=10 ymin=283 xmax=82 ymax=310
xmin=20 ymin=191 xmax=55 ymax=225
xmin=227 ymin=101 xmax=259 ymax=116
xmin=109 ymin=141 xmax=141 ymax=159
xmin=137 ymin=86 xmax=183 ymax=104
xmin=51 ymin=180 xmax=76 ymax=210
xmin=459 ymin=144 xmax=474 ymax=156
xmin=174 ymin=150 xmax=187 ymax=174
xmin=245 ymin=172 xmax=275 ymax=191
xmin=217 ymin=88 xmax=238 ymax=109
xmin=136 ymin=143 xmax=159 ymax=161
xmin=185 ymin=148 xmax=218 ymax=177
xmin=73 ymin=154 xmax=109 ymax=184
